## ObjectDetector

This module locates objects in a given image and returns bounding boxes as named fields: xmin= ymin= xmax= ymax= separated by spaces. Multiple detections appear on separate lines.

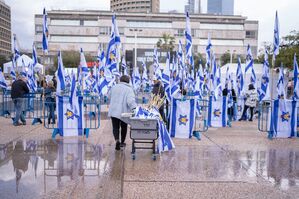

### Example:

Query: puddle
xmin=0 ymin=138 xmax=107 ymax=198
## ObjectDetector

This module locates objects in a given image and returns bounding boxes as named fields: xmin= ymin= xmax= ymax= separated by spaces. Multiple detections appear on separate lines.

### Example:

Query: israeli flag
xmin=56 ymin=51 xmax=66 ymax=95
xmin=27 ymin=63 xmax=37 ymax=92
xmin=10 ymin=58 xmax=16 ymax=81
xmin=208 ymin=96 xmax=228 ymax=127
xmin=170 ymin=98 xmax=195 ymax=138
xmin=57 ymin=80 xmax=84 ymax=137
xmin=32 ymin=44 xmax=38 ymax=66
xmin=293 ymin=54 xmax=299 ymax=99
xmin=21 ymin=58 xmax=27 ymax=77
xmin=132 ymin=67 xmax=141 ymax=92
xmin=157 ymin=120 xmax=175 ymax=153
xmin=185 ymin=12 xmax=193 ymax=66
xmin=277 ymin=65 xmax=285 ymax=99
xmin=80 ymin=48 xmax=89 ymax=76
xmin=42 ymin=8 xmax=49 ymax=53
xmin=206 ymin=33 xmax=212 ymax=66
xmin=177 ymin=40 xmax=185 ymax=69
xmin=236 ymin=57 xmax=244 ymax=97
xmin=270 ymin=99 xmax=297 ymax=138
xmin=153 ymin=47 xmax=159 ymax=69
xmin=0 ymin=68 xmax=7 ymax=89
xmin=141 ymin=60 xmax=149 ymax=86
xmin=121 ymin=56 xmax=128 ymax=76
xmin=13 ymin=34 xmax=20 ymax=61
xmin=258 ymin=49 xmax=270 ymax=101
xmin=273 ymin=11 xmax=280 ymax=58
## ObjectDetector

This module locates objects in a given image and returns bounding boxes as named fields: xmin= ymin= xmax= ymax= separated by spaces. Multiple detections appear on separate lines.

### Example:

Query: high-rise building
xmin=208 ymin=0 xmax=234 ymax=15
xmin=185 ymin=0 xmax=201 ymax=14
xmin=0 ymin=0 xmax=11 ymax=57
xmin=110 ymin=0 xmax=160 ymax=13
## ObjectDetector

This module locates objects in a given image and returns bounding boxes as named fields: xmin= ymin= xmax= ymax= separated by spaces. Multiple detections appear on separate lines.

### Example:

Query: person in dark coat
xmin=151 ymin=76 xmax=166 ymax=122
xmin=11 ymin=76 xmax=29 ymax=126
xmin=222 ymin=83 xmax=237 ymax=120
xmin=45 ymin=81 xmax=56 ymax=124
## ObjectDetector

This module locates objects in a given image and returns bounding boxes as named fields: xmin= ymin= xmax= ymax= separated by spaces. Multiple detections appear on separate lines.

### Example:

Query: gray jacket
xmin=108 ymin=82 xmax=137 ymax=119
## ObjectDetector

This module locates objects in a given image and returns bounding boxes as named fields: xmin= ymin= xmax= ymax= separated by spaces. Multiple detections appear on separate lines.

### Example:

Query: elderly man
xmin=11 ymin=76 xmax=29 ymax=126
xmin=108 ymin=75 xmax=137 ymax=150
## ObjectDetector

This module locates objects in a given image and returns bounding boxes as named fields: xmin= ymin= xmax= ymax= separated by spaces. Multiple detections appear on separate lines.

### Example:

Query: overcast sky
xmin=5 ymin=0 xmax=299 ymax=51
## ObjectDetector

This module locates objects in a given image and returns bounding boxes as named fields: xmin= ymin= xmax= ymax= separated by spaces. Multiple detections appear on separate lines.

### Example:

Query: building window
xmin=51 ymin=19 xmax=80 ymax=26
xmin=246 ymin=31 xmax=256 ymax=39
xmin=35 ymin=25 xmax=43 ymax=34
xmin=99 ymin=27 xmax=111 ymax=35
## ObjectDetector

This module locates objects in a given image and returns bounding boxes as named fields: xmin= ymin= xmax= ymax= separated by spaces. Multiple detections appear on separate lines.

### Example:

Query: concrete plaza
xmin=0 ymin=107 xmax=298 ymax=199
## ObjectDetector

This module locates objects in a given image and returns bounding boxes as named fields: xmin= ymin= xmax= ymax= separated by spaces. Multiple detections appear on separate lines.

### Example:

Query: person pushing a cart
xmin=108 ymin=75 xmax=137 ymax=150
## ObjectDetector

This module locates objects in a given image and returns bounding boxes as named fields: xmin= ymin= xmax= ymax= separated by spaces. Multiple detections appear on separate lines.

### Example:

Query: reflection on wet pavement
xmin=0 ymin=139 xmax=106 ymax=198
xmin=0 ymin=138 xmax=298 ymax=198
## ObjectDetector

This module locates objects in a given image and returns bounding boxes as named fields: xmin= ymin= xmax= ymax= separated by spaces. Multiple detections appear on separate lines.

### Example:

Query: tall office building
xmin=110 ymin=0 xmax=160 ymax=13
xmin=0 ymin=0 xmax=11 ymax=57
xmin=208 ymin=0 xmax=234 ymax=15
xmin=185 ymin=0 xmax=201 ymax=14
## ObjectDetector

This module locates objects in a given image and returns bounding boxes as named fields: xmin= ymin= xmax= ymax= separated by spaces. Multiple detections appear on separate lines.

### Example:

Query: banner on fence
xmin=170 ymin=98 xmax=195 ymax=138
xmin=270 ymin=99 xmax=297 ymax=138
xmin=208 ymin=96 xmax=227 ymax=127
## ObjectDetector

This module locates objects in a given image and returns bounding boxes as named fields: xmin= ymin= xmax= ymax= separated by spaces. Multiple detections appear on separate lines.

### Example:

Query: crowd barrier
xmin=194 ymin=99 xmax=209 ymax=133
xmin=44 ymin=95 xmax=101 ymax=138
xmin=258 ymin=100 xmax=299 ymax=139
xmin=0 ymin=89 xmax=43 ymax=125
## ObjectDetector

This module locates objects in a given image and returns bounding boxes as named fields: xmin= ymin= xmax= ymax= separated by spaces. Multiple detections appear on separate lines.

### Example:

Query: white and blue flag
xmin=293 ymin=54 xmax=299 ymax=99
xmin=141 ymin=60 xmax=149 ymax=87
xmin=21 ymin=58 xmax=27 ymax=77
xmin=273 ymin=11 xmax=280 ymax=58
xmin=185 ymin=12 xmax=193 ymax=66
xmin=13 ymin=34 xmax=20 ymax=61
xmin=10 ymin=58 xmax=16 ymax=81
xmin=157 ymin=120 xmax=175 ymax=153
xmin=236 ymin=57 xmax=244 ymax=97
xmin=170 ymin=98 xmax=196 ymax=138
xmin=270 ymin=99 xmax=297 ymax=138
xmin=277 ymin=65 xmax=285 ymax=99
xmin=208 ymin=96 xmax=228 ymax=127
xmin=56 ymin=51 xmax=66 ymax=95
xmin=32 ymin=43 xmax=38 ymax=67
xmin=0 ymin=68 xmax=7 ymax=89
xmin=132 ymin=67 xmax=141 ymax=92
xmin=121 ymin=56 xmax=128 ymax=76
xmin=42 ymin=8 xmax=49 ymax=53
xmin=258 ymin=49 xmax=270 ymax=101
xmin=57 ymin=86 xmax=84 ymax=137
xmin=206 ymin=33 xmax=212 ymax=67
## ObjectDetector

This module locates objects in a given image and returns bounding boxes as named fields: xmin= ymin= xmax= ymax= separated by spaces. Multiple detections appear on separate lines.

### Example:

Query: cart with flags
xmin=121 ymin=113 xmax=158 ymax=160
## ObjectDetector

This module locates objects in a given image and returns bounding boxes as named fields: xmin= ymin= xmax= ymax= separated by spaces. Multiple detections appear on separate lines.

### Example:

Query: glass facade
xmin=207 ymin=0 xmax=234 ymax=15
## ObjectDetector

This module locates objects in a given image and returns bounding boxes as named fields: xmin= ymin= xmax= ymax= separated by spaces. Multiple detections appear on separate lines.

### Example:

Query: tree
xmin=258 ymin=30 xmax=299 ymax=68
xmin=156 ymin=33 xmax=175 ymax=52
xmin=219 ymin=51 xmax=244 ymax=66
xmin=52 ymin=50 xmax=95 ymax=73
xmin=0 ymin=54 xmax=9 ymax=70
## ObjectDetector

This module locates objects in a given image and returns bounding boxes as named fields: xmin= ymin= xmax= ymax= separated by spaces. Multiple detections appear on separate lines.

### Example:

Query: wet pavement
xmin=0 ymin=114 xmax=298 ymax=198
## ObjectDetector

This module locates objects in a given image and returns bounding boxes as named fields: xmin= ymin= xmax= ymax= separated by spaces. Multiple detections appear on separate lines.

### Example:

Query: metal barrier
xmin=258 ymin=100 xmax=272 ymax=133
xmin=0 ymin=90 xmax=43 ymax=125
xmin=44 ymin=95 xmax=101 ymax=138
xmin=194 ymin=99 xmax=209 ymax=133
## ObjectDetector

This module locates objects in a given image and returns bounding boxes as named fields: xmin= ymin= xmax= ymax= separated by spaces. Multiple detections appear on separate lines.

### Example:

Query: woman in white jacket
xmin=239 ymin=84 xmax=258 ymax=121
xmin=108 ymin=75 xmax=137 ymax=150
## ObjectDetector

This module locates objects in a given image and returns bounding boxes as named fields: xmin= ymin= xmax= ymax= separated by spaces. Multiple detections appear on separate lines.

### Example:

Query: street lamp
xmin=129 ymin=28 xmax=142 ymax=68
xmin=228 ymin=49 xmax=236 ymax=64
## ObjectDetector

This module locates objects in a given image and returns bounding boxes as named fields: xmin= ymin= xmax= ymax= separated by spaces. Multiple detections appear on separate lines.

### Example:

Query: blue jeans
xmin=13 ymin=98 xmax=26 ymax=125
xmin=47 ymin=103 xmax=56 ymax=123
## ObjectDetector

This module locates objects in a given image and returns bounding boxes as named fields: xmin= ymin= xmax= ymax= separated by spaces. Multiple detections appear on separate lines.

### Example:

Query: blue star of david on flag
xmin=178 ymin=115 xmax=188 ymax=125
xmin=213 ymin=109 xmax=221 ymax=117
xmin=65 ymin=109 xmax=79 ymax=120
xmin=281 ymin=112 xmax=290 ymax=122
